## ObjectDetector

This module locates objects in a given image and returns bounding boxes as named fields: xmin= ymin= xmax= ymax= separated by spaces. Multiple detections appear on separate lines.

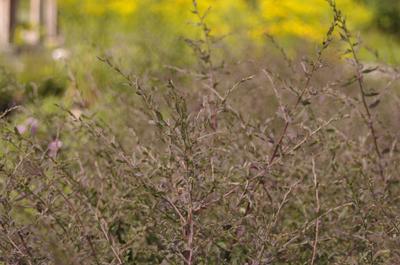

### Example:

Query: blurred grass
xmin=0 ymin=0 xmax=399 ymax=112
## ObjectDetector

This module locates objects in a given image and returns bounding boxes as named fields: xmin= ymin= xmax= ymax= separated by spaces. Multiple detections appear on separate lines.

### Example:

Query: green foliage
xmin=37 ymin=78 xmax=66 ymax=98
xmin=363 ymin=0 xmax=400 ymax=35
xmin=0 ymin=66 xmax=26 ymax=114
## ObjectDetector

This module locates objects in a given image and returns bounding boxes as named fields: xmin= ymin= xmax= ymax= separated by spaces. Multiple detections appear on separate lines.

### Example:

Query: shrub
xmin=1 ymin=1 xmax=400 ymax=264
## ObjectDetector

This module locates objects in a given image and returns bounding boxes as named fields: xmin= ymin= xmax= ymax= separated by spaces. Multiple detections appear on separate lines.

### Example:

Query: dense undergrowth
xmin=1 ymin=1 xmax=400 ymax=264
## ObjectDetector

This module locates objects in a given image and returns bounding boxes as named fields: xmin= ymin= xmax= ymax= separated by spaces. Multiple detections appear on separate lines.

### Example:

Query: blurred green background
xmin=0 ymin=0 xmax=399 ymax=115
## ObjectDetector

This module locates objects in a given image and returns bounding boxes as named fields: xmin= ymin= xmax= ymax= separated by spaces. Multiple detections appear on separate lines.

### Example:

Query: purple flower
xmin=48 ymin=139 xmax=63 ymax=158
xmin=16 ymin=117 xmax=39 ymax=136
xmin=16 ymin=124 xmax=27 ymax=134
xmin=26 ymin=118 xmax=39 ymax=135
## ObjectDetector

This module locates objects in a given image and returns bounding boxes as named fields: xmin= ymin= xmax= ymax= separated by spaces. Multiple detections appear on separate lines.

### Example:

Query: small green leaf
xmin=369 ymin=99 xmax=380 ymax=108
xmin=364 ymin=91 xmax=379 ymax=97
xmin=342 ymin=76 xmax=357 ymax=87
xmin=362 ymin=66 xmax=379 ymax=74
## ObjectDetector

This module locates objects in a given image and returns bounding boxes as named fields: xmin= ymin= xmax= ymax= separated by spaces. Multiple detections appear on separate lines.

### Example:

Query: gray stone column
xmin=43 ymin=0 xmax=57 ymax=43
xmin=29 ymin=0 xmax=41 ymax=44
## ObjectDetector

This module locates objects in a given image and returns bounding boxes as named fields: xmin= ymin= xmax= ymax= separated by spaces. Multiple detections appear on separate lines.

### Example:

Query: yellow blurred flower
xmin=260 ymin=0 xmax=373 ymax=40
xmin=60 ymin=0 xmax=373 ymax=42
xmin=109 ymin=0 xmax=137 ymax=15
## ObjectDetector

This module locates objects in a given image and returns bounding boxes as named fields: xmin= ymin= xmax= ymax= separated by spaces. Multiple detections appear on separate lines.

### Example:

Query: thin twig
xmin=311 ymin=158 xmax=320 ymax=265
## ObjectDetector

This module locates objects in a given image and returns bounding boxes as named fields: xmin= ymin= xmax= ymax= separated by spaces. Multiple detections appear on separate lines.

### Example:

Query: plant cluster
xmin=1 ymin=1 xmax=400 ymax=264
